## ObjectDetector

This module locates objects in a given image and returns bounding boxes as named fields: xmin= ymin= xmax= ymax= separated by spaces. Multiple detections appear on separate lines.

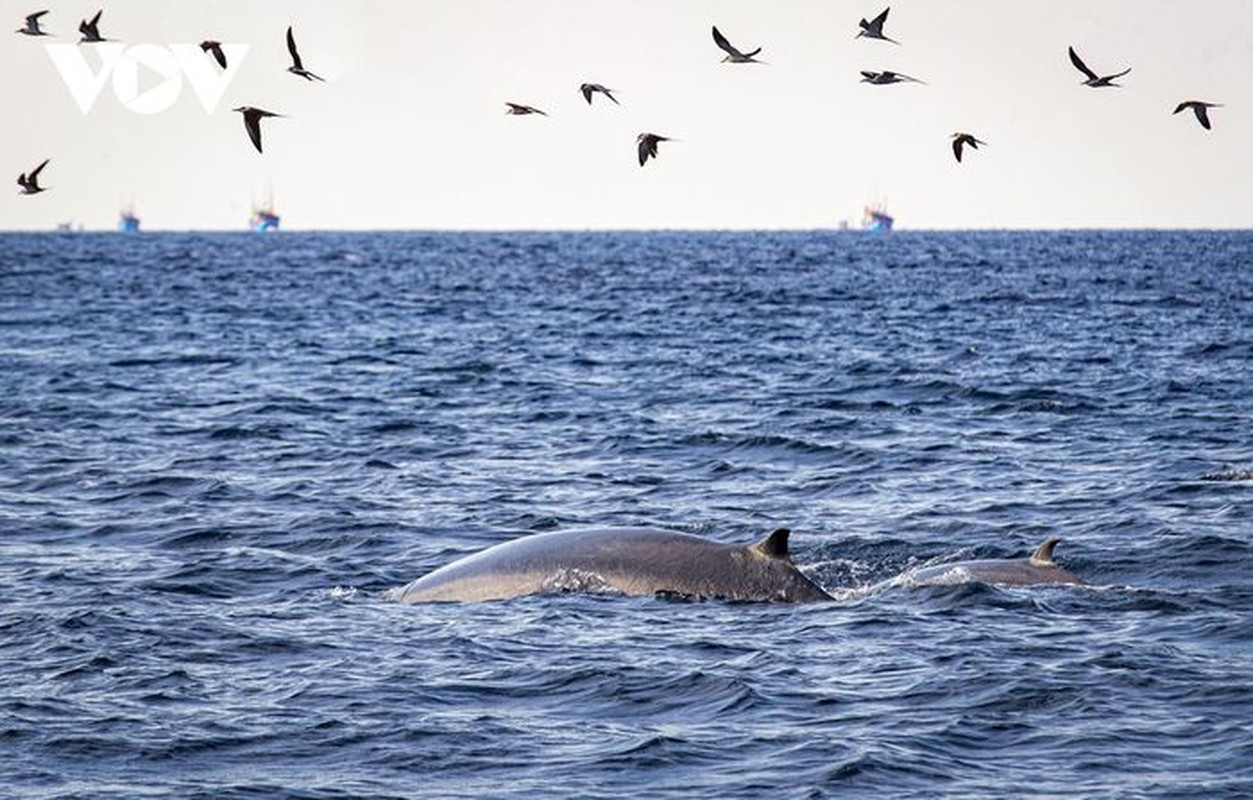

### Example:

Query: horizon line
xmin=3 ymin=225 xmax=1253 ymax=235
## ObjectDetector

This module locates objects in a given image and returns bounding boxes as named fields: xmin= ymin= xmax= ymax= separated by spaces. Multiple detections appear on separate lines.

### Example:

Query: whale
xmin=390 ymin=527 xmax=834 ymax=603
xmin=905 ymin=537 xmax=1085 ymax=587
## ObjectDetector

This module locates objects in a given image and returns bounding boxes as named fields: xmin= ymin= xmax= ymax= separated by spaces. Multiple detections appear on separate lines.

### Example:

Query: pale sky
xmin=3 ymin=1 xmax=1251 ymax=231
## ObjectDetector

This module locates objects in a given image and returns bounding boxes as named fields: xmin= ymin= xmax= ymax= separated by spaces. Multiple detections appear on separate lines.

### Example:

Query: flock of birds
xmin=13 ymin=7 xmax=324 ymax=196
xmin=501 ymin=7 xmax=1222 ymax=169
xmin=13 ymin=7 xmax=1227 ymax=203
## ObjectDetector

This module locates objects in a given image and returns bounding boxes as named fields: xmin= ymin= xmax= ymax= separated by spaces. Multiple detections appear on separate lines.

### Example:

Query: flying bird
xmin=16 ymin=10 xmax=50 ymax=36
xmin=637 ymin=133 xmax=672 ymax=166
xmin=78 ymin=9 xmax=105 ymax=42
xmin=200 ymin=40 xmax=228 ymax=69
xmin=505 ymin=102 xmax=547 ymax=116
xmin=233 ymin=106 xmax=283 ymax=153
xmin=17 ymin=159 xmax=49 ymax=195
xmin=580 ymin=83 xmax=620 ymax=106
xmin=1173 ymin=100 xmax=1222 ymax=130
xmin=286 ymin=25 xmax=324 ymax=81
xmin=711 ymin=25 xmax=764 ymax=63
xmin=1068 ymin=46 xmax=1129 ymax=87
xmin=856 ymin=7 xmax=899 ymax=44
xmin=951 ymin=133 xmax=986 ymax=163
xmin=860 ymin=70 xmax=924 ymax=85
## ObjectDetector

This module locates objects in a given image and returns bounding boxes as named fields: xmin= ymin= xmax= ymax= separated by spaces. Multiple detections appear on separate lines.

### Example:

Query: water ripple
xmin=0 ymin=231 xmax=1250 ymax=798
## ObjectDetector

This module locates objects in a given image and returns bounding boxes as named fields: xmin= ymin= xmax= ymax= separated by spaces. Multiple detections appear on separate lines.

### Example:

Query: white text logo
xmin=45 ymin=43 xmax=249 ymax=114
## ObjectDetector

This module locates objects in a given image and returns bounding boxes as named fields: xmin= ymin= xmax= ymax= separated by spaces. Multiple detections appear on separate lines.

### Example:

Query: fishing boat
xmin=249 ymin=201 xmax=281 ymax=233
xmin=117 ymin=205 xmax=141 ymax=233
xmin=862 ymin=203 xmax=894 ymax=232
xmin=250 ymin=205 xmax=280 ymax=232
xmin=249 ymin=185 xmax=281 ymax=232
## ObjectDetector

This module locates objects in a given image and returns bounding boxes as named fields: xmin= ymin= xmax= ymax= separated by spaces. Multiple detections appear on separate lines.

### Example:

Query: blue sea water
xmin=1 ymin=230 xmax=1250 ymax=799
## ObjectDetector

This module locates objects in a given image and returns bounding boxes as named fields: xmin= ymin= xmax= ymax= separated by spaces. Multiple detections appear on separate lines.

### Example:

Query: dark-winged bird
xmin=78 ymin=9 xmax=104 ymax=42
xmin=17 ymin=10 xmax=50 ymax=36
xmin=1068 ymin=46 xmax=1129 ymax=87
xmin=856 ymin=7 xmax=899 ymax=44
xmin=951 ymin=133 xmax=986 ymax=163
xmin=860 ymin=70 xmax=924 ymax=85
xmin=580 ymin=83 xmax=620 ymax=106
xmin=18 ymin=159 xmax=49 ymax=194
xmin=233 ymin=106 xmax=283 ymax=153
xmin=505 ymin=102 xmax=547 ymax=116
xmin=200 ymin=40 xmax=228 ymax=69
xmin=712 ymin=25 xmax=764 ymax=63
xmin=286 ymin=25 xmax=324 ymax=81
xmin=637 ymin=133 xmax=672 ymax=166
xmin=1172 ymin=100 xmax=1222 ymax=130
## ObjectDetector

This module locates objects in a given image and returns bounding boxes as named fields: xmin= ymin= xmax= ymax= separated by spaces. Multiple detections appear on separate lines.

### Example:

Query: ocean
xmin=1 ymin=230 xmax=1249 ymax=798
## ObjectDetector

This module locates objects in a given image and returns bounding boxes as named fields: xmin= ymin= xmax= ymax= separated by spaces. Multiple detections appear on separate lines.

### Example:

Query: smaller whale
xmin=906 ymin=537 xmax=1084 ymax=587
xmin=390 ymin=527 xmax=833 ymax=604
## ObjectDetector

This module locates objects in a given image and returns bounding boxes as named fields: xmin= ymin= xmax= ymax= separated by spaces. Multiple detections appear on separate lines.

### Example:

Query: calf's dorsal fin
xmin=1029 ymin=536 xmax=1061 ymax=566
xmin=750 ymin=528 xmax=791 ymax=560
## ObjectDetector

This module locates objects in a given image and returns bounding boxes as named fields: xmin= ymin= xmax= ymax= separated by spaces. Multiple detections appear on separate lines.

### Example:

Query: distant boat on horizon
xmin=251 ymin=206 xmax=280 ymax=232
xmin=250 ymin=188 xmax=281 ymax=231
xmin=118 ymin=205 xmax=141 ymax=233
xmin=862 ymin=203 xmax=894 ymax=232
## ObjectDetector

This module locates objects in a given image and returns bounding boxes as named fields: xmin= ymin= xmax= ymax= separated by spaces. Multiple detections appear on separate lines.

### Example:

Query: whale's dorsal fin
xmin=750 ymin=528 xmax=791 ymax=560
xmin=1029 ymin=536 xmax=1061 ymax=567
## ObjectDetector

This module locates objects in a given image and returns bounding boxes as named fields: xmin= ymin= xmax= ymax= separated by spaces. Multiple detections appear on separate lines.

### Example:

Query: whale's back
xmin=393 ymin=527 xmax=832 ymax=603
xmin=909 ymin=537 xmax=1085 ymax=587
